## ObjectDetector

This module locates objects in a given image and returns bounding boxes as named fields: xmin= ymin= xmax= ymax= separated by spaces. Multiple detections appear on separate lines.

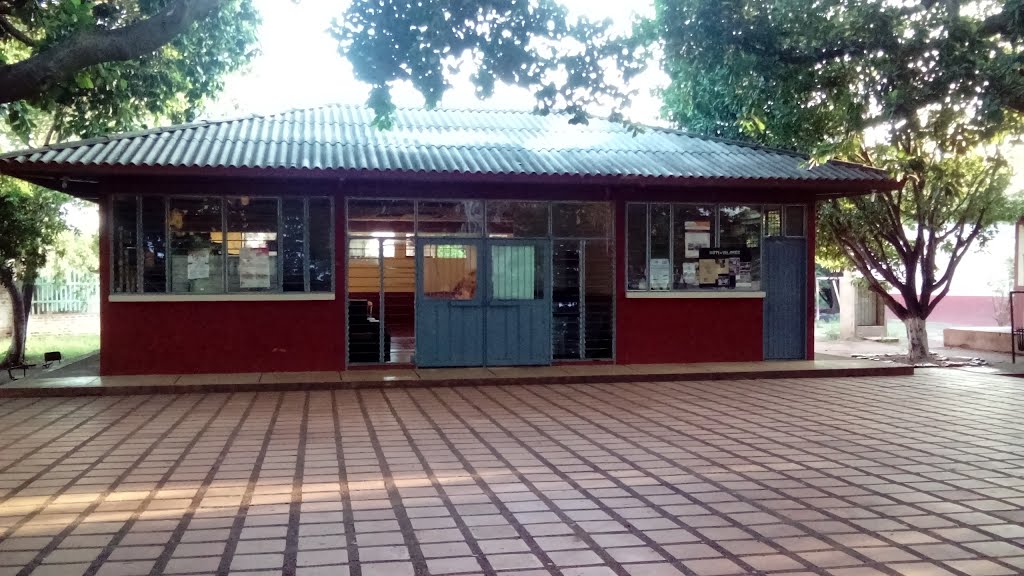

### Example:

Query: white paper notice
xmin=684 ymin=231 xmax=711 ymax=258
xmin=650 ymin=258 xmax=672 ymax=290
xmin=187 ymin=248 xmax=210 ymax=280
xmin=239 ymin=245 xmax=271 ymax=289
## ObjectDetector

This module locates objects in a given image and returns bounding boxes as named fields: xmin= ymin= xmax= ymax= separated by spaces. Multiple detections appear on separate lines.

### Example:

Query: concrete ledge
xmin=943 ymin=326 xmax=1011 ymax=353
xmin=0 ymin=362 xmax=914 ymax=397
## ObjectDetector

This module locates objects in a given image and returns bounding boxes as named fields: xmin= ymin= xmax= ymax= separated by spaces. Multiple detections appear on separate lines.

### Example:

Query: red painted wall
xmin=99 ymin=191 xmax=347 ymax=375
xmin=616 ymin=296 xmax=765 ymax=363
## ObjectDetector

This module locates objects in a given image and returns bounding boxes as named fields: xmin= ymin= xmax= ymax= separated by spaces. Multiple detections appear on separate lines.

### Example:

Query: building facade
xmin=0 ymin=106 xmax=895 ymax=375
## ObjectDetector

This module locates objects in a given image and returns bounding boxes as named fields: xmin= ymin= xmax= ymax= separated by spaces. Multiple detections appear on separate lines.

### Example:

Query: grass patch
xmin=0 ymin=333 xmax=99 ymax=364
xmin=815 ymin=319 xmax=841 ymax=340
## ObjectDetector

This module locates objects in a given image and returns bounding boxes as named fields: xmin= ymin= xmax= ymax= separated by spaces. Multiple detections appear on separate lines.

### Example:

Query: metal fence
xmin=32 ymin=272 xmax=100 ymax=315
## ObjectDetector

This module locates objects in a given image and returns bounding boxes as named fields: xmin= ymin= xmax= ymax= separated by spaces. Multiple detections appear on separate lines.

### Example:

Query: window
xmin=487 ymin=201 xmax=548 ymax=237
xmin=627 ymin=202 xmax=767 ymax=292
xmin=552 ymin=202 xmax=612 ymax=238
xmin=225 ymin=197 xmax=278 ymax=292
xmin=281 ymin=199 xmax=306 ymax=292
xmin=169 ymin=197 xmax=224 ymax=294
xmin=111 ymin=195 xmax=334 ymax=295
xmin=784 ymin=205 xmax=806 ymax=237
xmin=423 ymin=243 xmax=478 ymax=300
xmin=308 ymin=198 xmax=334 ymax=292
xmin=111 ymin=196 xmax=139 ymax=294
xmin=141 ymin=197 xmax=166 ymax=292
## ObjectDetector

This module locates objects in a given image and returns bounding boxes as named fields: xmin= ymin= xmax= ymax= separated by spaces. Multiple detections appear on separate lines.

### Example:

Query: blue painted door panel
xmin=763 ymin=237 xmax=807 ymax=360
xmin=415 ymin=238 xmax=552 ymax=367
xmin=485 ymin=241 xmax=551 ymax=366
xmin=415 ymin=239 xmax=484 ymax=367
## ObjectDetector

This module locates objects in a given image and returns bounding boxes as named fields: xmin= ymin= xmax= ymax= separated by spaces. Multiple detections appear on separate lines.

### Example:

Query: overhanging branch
xmin=0 ymin=0 xmax=227 ymax=105
xmin=0 ymin=14 xmax=35 ymax=46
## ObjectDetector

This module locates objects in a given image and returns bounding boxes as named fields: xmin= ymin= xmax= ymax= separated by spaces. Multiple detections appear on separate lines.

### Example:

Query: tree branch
xmin=0 ymin=14 xmax=35 ymax=46
xmin=0 ymin=0 xmax=227 ymax=105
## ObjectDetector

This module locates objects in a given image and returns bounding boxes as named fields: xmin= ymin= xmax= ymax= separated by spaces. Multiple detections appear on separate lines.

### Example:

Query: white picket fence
xmin=32 ymin=272 xmax=100 ymax=315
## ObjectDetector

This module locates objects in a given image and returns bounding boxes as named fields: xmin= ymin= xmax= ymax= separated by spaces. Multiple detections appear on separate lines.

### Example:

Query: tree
xmin=332 ymin=0 xmax=646 ymax=126
xmin=1 ymin=0 xmax=259 ymax=143
xmin=644 ymin=0 xmax=1023 ymax=362
xmin=0 ymin=0 xmax=259 ymax=366
xmin=0 ymin=178 xmax=67 ymax=367
xmin=337 ymin=0 xmax=1024 ymax=362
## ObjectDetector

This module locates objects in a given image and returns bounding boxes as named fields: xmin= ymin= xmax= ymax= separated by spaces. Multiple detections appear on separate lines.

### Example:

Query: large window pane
xmin=308 ymin=197 xmax=334 ymax=292
xmin=672 ymin=205 xmax=713 ymax=289
xmin=784 ymin=205 xmax=806 ymax=237
xmin=649 ymin=204 xmax=671 ymax=290
xmin=552 ymin=241 xmax=581 ymax=360
xmin=626 ymin=204 xmax=648 ymax=290
xmin=347 ymin=199 xmax=414 ymax=235
xmin=719 ymin=205 xmax=762 ymax=289
xmin=418 ymin=200 xmax=484 ymax=236
xmin=487 ymin=201 xmax=549 ymax=237
xmin=281 ymin=199 xmax=306 ymax=292
xmin=491 ymin=245 xmax=543 ymax=300
xmin=583 ymin=239 xmax=614 ymax=359
xmin=141 ymin=197 xmax=166 ymax=293
xmin=423 ymin=244 xmax=478 ymax=300
xmin=111 ymin=196 xmax=138 ymax=293
xmin=169 ymin=197 xmax=224 ymax=294
xmin=552 ymin=202 xmax=612 ymax=238
xmin=226 ymin=197 xmax=278 ymax=292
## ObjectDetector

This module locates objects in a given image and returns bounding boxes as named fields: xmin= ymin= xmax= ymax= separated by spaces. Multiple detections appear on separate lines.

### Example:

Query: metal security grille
xmin=552 ymin=239 xmax=614 ymax=360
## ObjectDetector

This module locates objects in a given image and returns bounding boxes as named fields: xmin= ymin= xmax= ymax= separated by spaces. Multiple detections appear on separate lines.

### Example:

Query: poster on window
xmin=698 ymin=248 xmax=750 ymax=288
xmin=681 ymin=262 xmax=698 ymax=286
xmin=650 ymin=258 xmax=672 ymax=290
xmin=239 ymin=245 xmax=271 ymax=288
xmin=187 ymin=248 xmax=210 ymax=280
xmin=684 ymin=231 xmax=711 ymax=258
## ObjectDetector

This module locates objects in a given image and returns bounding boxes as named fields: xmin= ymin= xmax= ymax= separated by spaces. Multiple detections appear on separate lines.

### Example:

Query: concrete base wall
xmin=943 ymin=327 xmax=1011 ymax=353
xmin=855 ymin=325 xmax=887 ymax=338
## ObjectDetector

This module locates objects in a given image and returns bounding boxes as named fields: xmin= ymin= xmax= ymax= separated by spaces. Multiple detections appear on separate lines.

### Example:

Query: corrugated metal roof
xmin=0 ymin=104 xmax=892 ymax=185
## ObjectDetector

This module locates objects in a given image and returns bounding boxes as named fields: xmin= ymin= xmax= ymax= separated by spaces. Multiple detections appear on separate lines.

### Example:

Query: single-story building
xmin=0 ymin=105 xmax=895 ymax=375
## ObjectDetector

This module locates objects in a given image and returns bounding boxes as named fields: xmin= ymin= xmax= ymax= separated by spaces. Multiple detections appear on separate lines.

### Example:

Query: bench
xmin=6 ymin=363 xmax=36 ymax=381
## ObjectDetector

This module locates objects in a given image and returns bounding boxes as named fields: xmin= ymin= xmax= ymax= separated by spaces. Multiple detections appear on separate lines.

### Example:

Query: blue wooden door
xmin=763 ymin=237 xmax=807 ymax=360
xmin=415 ymin=239 xmax=484 ymax=367
xmin=485 ymin=240 xmax=552 ymax=366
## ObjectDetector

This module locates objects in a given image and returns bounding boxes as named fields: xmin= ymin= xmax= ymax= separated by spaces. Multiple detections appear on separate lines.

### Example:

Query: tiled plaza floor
xmin=1 ymin=371 xmax=1023 ymax=576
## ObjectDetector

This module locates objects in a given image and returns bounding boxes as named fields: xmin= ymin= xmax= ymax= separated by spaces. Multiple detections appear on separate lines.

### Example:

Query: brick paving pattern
xmin=1 ymin=370 xmax=1023 ymax=575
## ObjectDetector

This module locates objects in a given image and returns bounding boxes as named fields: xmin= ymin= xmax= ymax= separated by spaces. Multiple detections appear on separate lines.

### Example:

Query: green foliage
xmin=332 ymin=0 xmax=647 ymax=125
xmin=0 ymin=177 xmax=69 ymax=274
xmin=646 ymin=0 xmax=1024 ymax=152
xmin=0 ymin=0 xmax=260 ymax=144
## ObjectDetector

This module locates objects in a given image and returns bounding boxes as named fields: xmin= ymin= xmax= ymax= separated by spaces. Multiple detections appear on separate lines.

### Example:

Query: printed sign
xmin=697 ymin=248 xmax=751 ymax=289
xmin=684 ymin=231 xmax=711 ymax=258
xmin=187 ymin=248 xmax=210 ymax=280
xmin=239 ymin=245 xmax=271 ymax=289
xmin=650 ymin=258 xmax=672 ymax=290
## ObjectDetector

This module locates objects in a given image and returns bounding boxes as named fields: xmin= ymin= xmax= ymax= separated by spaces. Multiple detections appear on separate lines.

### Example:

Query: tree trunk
xmin=0 ymin=267 xmax=27 ymax=368
xmin=20 ymin=266 xmax=37 ymax=352
xmin=904 ymin=315 xmax=930 ymax=364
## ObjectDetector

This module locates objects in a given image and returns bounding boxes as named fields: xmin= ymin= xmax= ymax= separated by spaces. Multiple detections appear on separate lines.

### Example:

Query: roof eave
xmin=0 ymin=161 xmax=899 ymax=197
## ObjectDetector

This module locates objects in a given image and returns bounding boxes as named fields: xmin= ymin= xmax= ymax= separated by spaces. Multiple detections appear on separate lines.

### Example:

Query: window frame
xmin=626 ymin=201 xmax=805 ymax=293
xmin=109 ymin=194 xmax=335 ymax=299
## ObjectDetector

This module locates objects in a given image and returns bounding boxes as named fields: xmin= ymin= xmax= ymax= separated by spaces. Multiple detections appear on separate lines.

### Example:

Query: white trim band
xmin=109 ymin=293 xmax=336 ymax=303
xmin=626 ymin=291 xmax=766 ymax=299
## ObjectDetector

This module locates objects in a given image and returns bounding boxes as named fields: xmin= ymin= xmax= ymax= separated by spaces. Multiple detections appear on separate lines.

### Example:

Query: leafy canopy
xmin=0 ymin=0 xmax=260 ymax=145
xmin=332 ymin=0 xmax=647 ymax=127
